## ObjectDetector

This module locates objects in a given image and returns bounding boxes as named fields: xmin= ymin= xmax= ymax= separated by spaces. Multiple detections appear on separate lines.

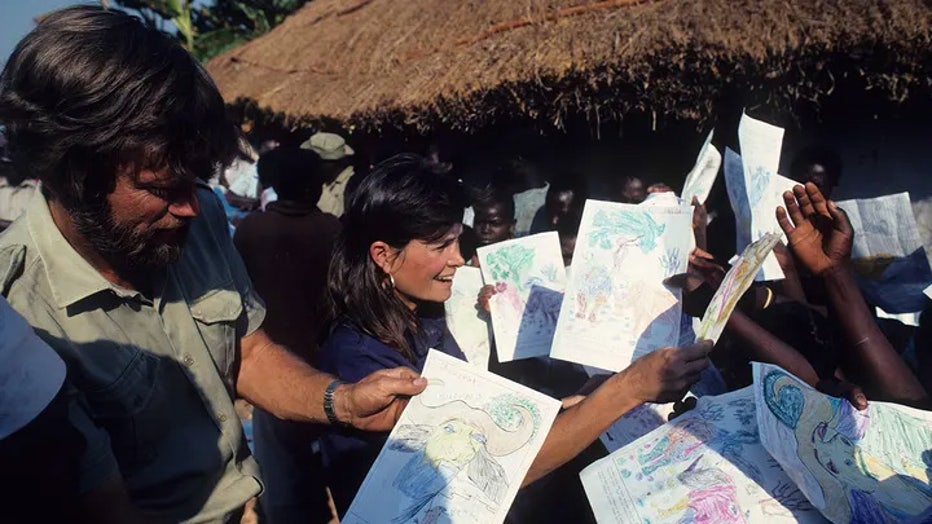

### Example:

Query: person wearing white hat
xmin=262 ymin=132 xmax=356 ymax=217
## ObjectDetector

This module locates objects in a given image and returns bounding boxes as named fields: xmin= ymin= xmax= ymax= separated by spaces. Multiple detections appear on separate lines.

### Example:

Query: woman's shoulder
xmin=318 ymin=322 xmax=412 ymax=382
xmin=418 ymin=315 xmax=467 ymax=363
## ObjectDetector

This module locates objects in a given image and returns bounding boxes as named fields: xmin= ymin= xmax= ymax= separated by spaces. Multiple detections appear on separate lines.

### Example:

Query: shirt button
xmin=218 ymin=414 xmax=228 ymax=422
xmin=183 ymin=355 xmax=195 ymax=366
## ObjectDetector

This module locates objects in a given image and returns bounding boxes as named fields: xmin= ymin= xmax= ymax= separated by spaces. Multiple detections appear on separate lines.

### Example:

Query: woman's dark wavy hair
xmin=0 ymin=5 xmax=238 ymax=210
xmin=326 ymin=153 xmax=466 ymax=360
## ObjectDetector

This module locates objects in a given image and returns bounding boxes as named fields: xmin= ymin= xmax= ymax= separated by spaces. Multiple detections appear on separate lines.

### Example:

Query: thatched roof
xmin=206 ymin=0 xmax=932 ymax=133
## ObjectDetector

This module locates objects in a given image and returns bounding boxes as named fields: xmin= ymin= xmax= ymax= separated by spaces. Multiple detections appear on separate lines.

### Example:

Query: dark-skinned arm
xmin=725 ymin=309 xmax=820 ymax=386
xmin=822 ymin=264 xmax=927 ymax=404
xmin=777 ymin=183 xmax=928 ymax=405
xmin=771 ymin=242 xmax=808 ymax=304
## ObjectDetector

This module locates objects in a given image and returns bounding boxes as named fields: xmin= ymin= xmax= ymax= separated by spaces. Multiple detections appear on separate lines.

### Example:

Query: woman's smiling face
xmin=383 ymin=224 xmax=465 ymax=308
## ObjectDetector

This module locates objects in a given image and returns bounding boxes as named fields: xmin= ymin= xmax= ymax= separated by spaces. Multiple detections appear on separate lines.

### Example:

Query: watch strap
xmin=324 ymin=379 xmax=345 ymax=426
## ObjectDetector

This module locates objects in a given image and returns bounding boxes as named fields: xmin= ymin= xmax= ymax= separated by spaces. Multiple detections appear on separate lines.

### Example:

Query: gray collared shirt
xmin=0 ymin=184 xmax=266 ymax=523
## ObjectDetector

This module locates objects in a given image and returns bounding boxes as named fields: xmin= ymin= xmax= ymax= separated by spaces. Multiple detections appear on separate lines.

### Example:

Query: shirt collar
xmin=26 ymin=191 xmax=142 ymax=309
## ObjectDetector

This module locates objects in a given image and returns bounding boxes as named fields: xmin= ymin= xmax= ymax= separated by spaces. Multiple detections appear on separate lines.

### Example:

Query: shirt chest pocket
xmin=84 ymin=349 xmax=168 ymax=470
xmin=189 ymin=288 xmax=244 ymax=389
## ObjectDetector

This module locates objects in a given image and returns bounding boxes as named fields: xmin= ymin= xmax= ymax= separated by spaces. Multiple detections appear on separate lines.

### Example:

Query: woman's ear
xmin=369 ymin=241 xmax=396 ymax=275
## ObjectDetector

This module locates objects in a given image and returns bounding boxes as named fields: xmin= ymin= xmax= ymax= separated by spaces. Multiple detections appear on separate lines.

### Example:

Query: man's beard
xmin=71 ymin=198 xmax=190 ymax=275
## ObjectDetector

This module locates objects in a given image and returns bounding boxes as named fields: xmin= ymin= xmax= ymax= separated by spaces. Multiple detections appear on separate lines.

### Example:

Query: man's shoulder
xmin=195 ymin=183 xmax=225 ymax=218
xmin=0 ymin=212 xmax=33 ymax=247
xmin=0 ymin=241 xmax=63 ymax=342
xmin=0 ymin=216 xmax=46 ymax=298
xmin=187 ymin=185 xmax=231 ymax=243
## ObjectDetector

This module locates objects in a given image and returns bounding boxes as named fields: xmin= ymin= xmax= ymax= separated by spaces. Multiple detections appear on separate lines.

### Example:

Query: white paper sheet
xmin=724 ymin=147 xmax=753 ymax=254
xmin=681 ymin=129 xmax=722 ymax=205
xmin=597 ymin=402 xmax=676 ymax=453
xmin=725 ymin=149 xmax=795 ymax=281
xmin=581 ymin=388 xmax=827 ymax=524
xmin=737 ymin=112 xmax=790 ymax=281
xmin=477 ymin=232 xmax=566 ymax=362
xmin=754 ymin=362 xmax=932 ymax=524
xmin=550 ymin=200 xmax=693 ymax=371
xmin=462 ymin=206 xmax=475 ymax=228
xmin=445 ymin=266 xmax=492 ymax=369
xmin=695 ymin=233 xmax=782 ymax=344
xmin=836 ymin=192 xmax=932 ymax=313
xmin=344 ymin=350 xmax=561 ymax=524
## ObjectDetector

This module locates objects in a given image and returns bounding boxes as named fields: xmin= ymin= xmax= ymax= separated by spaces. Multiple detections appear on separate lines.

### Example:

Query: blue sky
xmin=1 ymin=0 xmax=214 ymax=67
xmin=0 ymin=0 xmax=87 ymax=66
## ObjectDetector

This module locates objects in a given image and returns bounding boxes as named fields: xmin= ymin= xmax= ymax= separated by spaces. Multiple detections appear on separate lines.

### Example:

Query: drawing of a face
xmin=812 ymin=423 xmax=871 ymax=490
xmin=425 ymin=419 xmax=486 ymax=468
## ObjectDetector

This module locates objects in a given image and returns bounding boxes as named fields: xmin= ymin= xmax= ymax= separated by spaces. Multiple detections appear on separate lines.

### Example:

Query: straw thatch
xmin=207 ymin=0 xmax=932 ymax=133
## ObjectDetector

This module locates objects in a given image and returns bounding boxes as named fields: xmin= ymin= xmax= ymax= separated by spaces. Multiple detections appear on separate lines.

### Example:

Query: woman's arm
xmin=522 ymin=343 xmax=710 ymax=485
xmin=479 ymin=282 xmax=711 ymax=484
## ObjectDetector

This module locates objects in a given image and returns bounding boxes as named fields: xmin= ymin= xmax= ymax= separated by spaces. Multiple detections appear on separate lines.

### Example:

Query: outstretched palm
xmin=775 ymin=183 xmax=853 ymax=276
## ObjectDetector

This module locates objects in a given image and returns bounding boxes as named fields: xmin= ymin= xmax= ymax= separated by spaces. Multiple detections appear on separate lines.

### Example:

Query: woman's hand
xmin=776 ymin=183 xmax=854 ymax=276
xmin=616 ymin=342 xmax=712 ymax=404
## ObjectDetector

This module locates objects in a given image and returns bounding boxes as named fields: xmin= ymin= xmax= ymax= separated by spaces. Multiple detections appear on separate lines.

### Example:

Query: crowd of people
xmin=0 ymin=5 xmax=930 ymax=524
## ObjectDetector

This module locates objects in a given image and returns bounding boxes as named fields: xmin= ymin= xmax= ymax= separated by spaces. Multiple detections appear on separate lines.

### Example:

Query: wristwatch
xmin=324 ymin=379 xmax=346 ymax=426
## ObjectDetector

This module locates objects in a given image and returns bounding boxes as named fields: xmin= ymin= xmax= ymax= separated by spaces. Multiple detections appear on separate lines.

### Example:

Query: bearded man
xmin=0 ymin=6 xmax=424 ymax=522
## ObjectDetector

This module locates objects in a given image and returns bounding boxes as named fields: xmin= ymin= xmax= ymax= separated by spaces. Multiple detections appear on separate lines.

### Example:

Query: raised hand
xmin=619 ymin=342 xmax=712 ymax=404
xmin=335 ymin=367 xmax=427 ymax=431
xmin=665 ymin=249 xmax=724 ymax=317
xmin=776 ymin=182 xmax=853 ymax=276
xmin=477 ymin=284 xmax=496 ymax=314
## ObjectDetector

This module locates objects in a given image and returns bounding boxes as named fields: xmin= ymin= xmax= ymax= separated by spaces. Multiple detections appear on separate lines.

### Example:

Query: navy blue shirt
xmin=316 ymin=316 xmax=466 ymax=516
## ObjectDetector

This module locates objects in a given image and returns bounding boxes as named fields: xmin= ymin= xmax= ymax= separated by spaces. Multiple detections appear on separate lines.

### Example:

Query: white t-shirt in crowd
xmin=225 ymin=159 xmax=261 ymax=199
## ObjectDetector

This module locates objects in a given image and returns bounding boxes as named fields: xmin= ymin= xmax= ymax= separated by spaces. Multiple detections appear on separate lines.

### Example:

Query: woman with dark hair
xmin=318 ymin=153 xmax=711 ymax=517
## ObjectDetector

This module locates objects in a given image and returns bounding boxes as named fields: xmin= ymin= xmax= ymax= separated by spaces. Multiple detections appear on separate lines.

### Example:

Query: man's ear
xmin=369 ymin=241 xmax=396 ymax=275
